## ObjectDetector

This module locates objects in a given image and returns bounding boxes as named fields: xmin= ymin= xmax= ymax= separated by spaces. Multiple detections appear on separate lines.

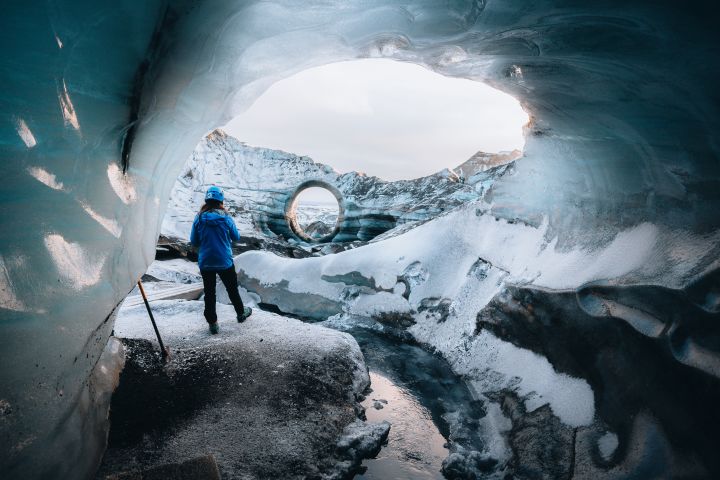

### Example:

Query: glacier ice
xmin=161 ymin=130 xmax=502 ymax=244
xmin=1 ymin=0 xmax=720 ymax=478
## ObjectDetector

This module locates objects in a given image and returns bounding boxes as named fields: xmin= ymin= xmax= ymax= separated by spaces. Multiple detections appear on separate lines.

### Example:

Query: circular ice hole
xmin=286 ymin=183 xmax=343 ymax=243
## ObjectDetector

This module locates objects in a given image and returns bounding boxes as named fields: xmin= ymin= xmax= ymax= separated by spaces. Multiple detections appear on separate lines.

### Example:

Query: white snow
xmin=597 ymin=431 xmax=619 ymax=461
xmin=113 ymin=298 xmax=369 ymax=395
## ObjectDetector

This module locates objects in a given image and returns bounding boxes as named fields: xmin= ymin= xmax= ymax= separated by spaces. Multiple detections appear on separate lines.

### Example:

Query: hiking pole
xmin=137 ymin=280 xmax=170 ymax=360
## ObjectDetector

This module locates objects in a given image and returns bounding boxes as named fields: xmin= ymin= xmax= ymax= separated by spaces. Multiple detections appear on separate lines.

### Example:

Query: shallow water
xmin=358 ymin=372 xmax=447 ymax=479
xmin=348 ymin=328 xmax=480 ymax=480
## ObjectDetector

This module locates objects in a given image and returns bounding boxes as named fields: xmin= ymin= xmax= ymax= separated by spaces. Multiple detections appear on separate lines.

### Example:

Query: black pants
xmin=201 ymin=267 xmax=245 ymax=323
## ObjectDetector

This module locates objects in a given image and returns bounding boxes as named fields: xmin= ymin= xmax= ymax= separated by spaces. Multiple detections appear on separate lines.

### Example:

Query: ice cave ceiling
xmin=1 ymin=0 xmax=719 ymax=478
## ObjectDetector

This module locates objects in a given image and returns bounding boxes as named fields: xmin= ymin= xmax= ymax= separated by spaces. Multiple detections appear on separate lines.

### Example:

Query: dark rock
xmin=475 ymin=273 xmax=720 ymax=477
xmin=418 ymin=297 xmax=453 ymax=323
xmin=494 ymin=391 xmax=574 ymax=480
xmin=373 ymin=311 xmax=416 ymax=329
xmin=105 ymin=454 xmax=221 ymax=480
xmin=442 ymin=450 xmax=500 ymax=479
xmin=303 ymin=220 xmax=333 ymax=238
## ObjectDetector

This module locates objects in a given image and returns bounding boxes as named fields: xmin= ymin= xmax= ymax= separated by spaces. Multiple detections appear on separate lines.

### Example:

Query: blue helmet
xmin=205 ymin=186 xmax=224 ymax=202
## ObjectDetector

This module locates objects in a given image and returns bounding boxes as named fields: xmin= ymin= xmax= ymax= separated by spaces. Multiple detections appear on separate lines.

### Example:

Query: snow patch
xmin=146 ymin=259 xmax=201 ymax=284
xmin=456 ymin=330 xmax=594 ymax=427
xmin=236 ymin=206 xmax=719 ymax=426
xmin=598 ymin=431 xmax=619 ymax=461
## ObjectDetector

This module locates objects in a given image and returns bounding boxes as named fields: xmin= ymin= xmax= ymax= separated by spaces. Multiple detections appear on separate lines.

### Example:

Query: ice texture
xmin=236 ymin=206 xmax=719 ymax=428
xmin=1 ymin=0 xmax=720 ymax=477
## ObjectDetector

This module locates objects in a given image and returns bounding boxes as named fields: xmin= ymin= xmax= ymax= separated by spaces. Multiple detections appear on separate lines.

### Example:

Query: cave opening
xmin=224 ymin=58 xmax=528 ymax=180
xmin=161 ymin=58 xmax=530 ymax=247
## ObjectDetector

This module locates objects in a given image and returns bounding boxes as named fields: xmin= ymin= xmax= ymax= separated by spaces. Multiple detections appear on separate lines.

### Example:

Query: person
xmin=190 ymin=186 xmax=252 ymax=334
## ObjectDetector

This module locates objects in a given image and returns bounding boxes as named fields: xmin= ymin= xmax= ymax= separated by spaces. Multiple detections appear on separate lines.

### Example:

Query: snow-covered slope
xmin=235 ymin=205 xmax=720 ymax=477
xmin=161 ymin=129 xmax=513 ymax=243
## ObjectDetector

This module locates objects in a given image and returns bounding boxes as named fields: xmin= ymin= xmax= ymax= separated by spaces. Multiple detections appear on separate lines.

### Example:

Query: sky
xmin=225 ymin=58 xmax=528 ymax=183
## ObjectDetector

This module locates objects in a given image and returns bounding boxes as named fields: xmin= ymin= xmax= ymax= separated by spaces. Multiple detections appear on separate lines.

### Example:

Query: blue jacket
xmin=190 ymin=209 xmax=240 ymax=271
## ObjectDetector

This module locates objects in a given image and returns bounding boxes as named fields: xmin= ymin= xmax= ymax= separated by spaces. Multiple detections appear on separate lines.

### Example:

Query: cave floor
xmin=97 ymin=306 xmax=368 ymax=480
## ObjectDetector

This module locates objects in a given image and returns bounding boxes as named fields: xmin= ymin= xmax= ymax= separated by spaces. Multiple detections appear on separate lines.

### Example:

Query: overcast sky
xmin=225 ymin=58 xmax=527 ymax=183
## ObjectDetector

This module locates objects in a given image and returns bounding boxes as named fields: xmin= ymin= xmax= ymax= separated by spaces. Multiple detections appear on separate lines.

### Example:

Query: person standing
xmin=190 ymin=186 xmax=252 ymax=334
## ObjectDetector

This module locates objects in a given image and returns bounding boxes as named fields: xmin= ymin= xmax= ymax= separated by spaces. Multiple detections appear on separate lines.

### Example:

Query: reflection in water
xmin=346 ymin=328 xmax=484 ymax=480
xmin=358 ymin=372 xmax=447 ymax=480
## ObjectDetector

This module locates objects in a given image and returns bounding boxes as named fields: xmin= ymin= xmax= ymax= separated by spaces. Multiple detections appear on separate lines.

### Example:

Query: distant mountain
xmin=453 ymin=149 xmax=522 ymax=180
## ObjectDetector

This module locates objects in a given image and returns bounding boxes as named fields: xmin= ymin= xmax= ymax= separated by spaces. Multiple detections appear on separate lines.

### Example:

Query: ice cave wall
xmin=1 ymin=0 xmax=719 ymax=478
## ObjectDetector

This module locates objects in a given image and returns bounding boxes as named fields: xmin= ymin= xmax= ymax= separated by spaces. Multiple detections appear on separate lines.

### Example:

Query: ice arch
xmin=1 ymin=0 xmax=719 ymax=478
xmin=285 ymin=181 xmax=345 ymax=243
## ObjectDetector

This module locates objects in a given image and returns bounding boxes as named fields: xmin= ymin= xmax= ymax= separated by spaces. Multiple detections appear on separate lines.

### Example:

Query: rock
xmin=494 ymin=392 xmax=575 ymax=480
xmin=105 ymin=454 xmax=221 ymax=480
xmin=325 ymin=420 xmax=391 ymax=479
xmin=442 ymin=450 xmax=499 ymax=479
xmin=98 ymin=307 xmax=373 ymax=480
xmin=304 ymin=220 xmax=333 ymax=239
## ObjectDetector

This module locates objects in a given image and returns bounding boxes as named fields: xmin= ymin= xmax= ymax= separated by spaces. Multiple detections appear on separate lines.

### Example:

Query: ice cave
xmin=1 ymin=1 xmax=720 ymax=479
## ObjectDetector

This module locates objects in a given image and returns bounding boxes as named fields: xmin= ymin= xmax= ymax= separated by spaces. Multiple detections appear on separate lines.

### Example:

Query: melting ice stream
xmin=321 ymin=323 xmax=482 ymax=480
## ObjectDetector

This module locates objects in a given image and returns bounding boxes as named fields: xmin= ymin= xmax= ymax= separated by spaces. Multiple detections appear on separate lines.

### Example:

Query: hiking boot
xmin=237 ymin=307 xmax=253 ymax=323
xmin=208 ymin=322 xmax=219 ymax=334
